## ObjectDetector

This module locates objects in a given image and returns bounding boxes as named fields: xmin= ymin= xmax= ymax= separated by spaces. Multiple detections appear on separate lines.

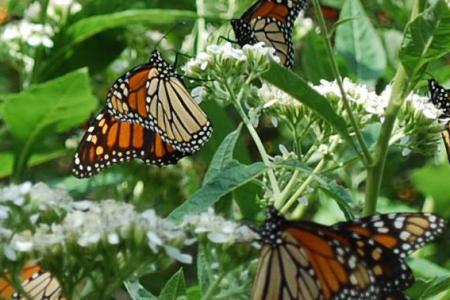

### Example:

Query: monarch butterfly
xmin=231 ymin=0 xmax=309 ymax=68
xmin=73 ymin=110 xmax=186 ymax=178
xmin=105 ymin=50 xmax=212 ymax=153
xmin=428 ymin=79 xmax=450 ymax=162
xmin=252 ymin=206 xmax=446 ymax=300
xmin=0 ymin=265 xmax=63 ymax=300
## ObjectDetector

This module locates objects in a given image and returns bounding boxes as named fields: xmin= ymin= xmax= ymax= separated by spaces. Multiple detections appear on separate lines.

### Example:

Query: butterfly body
xmin=231 ymin=0 xmax=309 ymax=68
xmin=252 ymin=207 xmax=446 ymax=300
xmin=106 ymin=50 xmax=212 ymax=153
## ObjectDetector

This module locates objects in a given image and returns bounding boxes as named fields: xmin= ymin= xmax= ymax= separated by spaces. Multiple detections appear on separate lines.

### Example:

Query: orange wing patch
xmin=72 ymin=110 xmax=186 ymax=178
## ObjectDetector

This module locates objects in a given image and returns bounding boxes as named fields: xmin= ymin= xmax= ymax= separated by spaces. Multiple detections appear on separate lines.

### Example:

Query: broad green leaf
xmin=2 ymin=69 xmax=97 ymax=178
xmin=412 ymin=164 xmax=450 ymax=203
xmin=0 ymin=150 xmax=67 ymax=178
xmin=125 ymin=280 xmax=157 ymax=300
xmin=43 ymin=10 xmax=199 ymax=75
xmin=400 ymin=0 xmax=450 ymax=82
xmin=318 ymin=180 xmax=355 ymax=220
xmin=262 ymin=61 xmax=357 ymax=153
xmin=158 ymin=269 xmax=186 ymax=300
xmin=168 ymin=162 xmax=266 ymax=221
xmin=203 ymin=124 xmax=242 ymax=185
xmin=301 ymin=31 xmax=334 ymax=84
xmin=419 ymin=275 xmax=450 ymax=299
xmin=409 ymin=257 xmax=450 ymax=278
xmin=335 ymin=0 xmax=387 ymax=85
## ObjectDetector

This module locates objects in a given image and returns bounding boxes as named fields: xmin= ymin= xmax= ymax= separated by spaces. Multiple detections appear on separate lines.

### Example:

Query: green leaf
xmin=43 ymin=10 xmax=199 ymax=76
xmin=335 ymin=0 xmax=387 ymax=85
xmin=197 ymin=243 xmax=211 ymax=295
xmin=400 ymin=0 xmax=450 ymax=82
xmin=278 ymin=160 xmax=354 ymax=220
xmin=301 ymin=31 xmax=334 ymax=84
xmin=318 ymin=179 xmax=355 ymax=220
xmin=125 ymin=280 xmax=157 ymax=300
xmin=262 ymin=61 xmax=357 ymax=153
xmin=0 ymin=150 xmax=67 ymax=178
xmin=419 ymin=275 xmax=450 ymax=299
xmin=409 ymin=257 xmax=450 ymax=278
xmin=412 ymin=164 xmax=450 ymax=203
xmin=168 ymin=162 xmax=266 ymax=221
xmin=2 ymin=69 xmax=97 ymax=178
xmin=203 ymin=124 xmax=242 ymax=185
xmin=158 ymin=269 xmax=186 ymax=300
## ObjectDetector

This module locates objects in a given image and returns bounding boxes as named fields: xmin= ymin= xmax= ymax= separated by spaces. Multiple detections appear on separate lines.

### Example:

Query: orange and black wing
xmin=72 ymin=110 xmax=186 ymax=178
xmin=231 ymin=0 xmax=309 ymax=67
xmin=0 ymin=265 xmax=63 ymax=300
xmin=252 ymin=207 xmax=446 ymax=300
xmin=333 ymin=212 xmax=447 ymax=258
xmin=106 ymin=50 xmax=212 ymax=153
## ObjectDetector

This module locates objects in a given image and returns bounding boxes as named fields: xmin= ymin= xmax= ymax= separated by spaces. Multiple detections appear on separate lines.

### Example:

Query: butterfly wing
xmin=106 ymin=50 xmax=212 ymax=153
xmin=231 ymin=0 xmax=308 ymax=68
xmin=428 ymin=79 xmax=450 ymax=117
xmin=253 ymin=222 xmax=391 ymax=300
xmin=442 ymin=123 xmax=450 ymax=162
xmin=333 ymin=212 xmax=447 ymax=258
xmin=252 ymin=208 xmax=446 ymax=300
xmin=0 ymin=265 xmax=63 ymax=300
xmin=72 ymin=110 xmax=186 ymax=178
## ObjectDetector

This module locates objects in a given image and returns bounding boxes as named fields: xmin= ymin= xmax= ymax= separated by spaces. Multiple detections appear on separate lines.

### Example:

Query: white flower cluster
xmin=8 ymin=200 xmax=192 ymax=263
xmin=183 ymin=208 xmax=259 ymax=244
xmin=312 ymin=78 xmax=442 ymax=121
xmin=259 ymin=83 xmax=301 ymax=109
xmin=0 ymin=182 xmax=71 ymax=222
xmin=183 ymin=42 xmax=279 ymax=75
xmin=313 ymin=78 xmax=388 ymax=119
xmin=25 ymin=0 xmax=82 ymax=22
xmin=1 ymin=183 xmax=258 ymax=264
xmin=1 ymin=20 xmax=54 ymax=48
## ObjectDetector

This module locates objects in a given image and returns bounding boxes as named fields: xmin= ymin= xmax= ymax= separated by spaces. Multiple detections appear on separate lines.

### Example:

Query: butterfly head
xmin=150 ymin=50 xmax=164 ymax=64
xmin=428 ymin=79 xmax=439 ymax=93
xmin=231 ymin=19 xmax=254 ymax=46
xmin=259 ymin=206 xmax=286 ymax=247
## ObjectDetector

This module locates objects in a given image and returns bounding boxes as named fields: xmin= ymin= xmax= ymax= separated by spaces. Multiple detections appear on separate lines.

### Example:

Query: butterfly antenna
xmin=154 ymin=22 xmax=186 ymax=50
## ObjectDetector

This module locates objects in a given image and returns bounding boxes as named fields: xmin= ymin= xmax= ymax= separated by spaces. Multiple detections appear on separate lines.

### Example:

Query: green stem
xmin=220 ymin=72 xmax=282 ymax=204
xmin=281 ymin=137 xmax=340 ymax=214
xmin=364 ymin=0 xmax=422 ymax=216
xmin=364 ymin=66 xmax=409 ymax=215
xmin=201 ymin=273 xmax=228 ymax=300
xmin=311 ymin=0 xmax=372 ymax=167
xmin=195 ymin=0 xmax=206 ymax=53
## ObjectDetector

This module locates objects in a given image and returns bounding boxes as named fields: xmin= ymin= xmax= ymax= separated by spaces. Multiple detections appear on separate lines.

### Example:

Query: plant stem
xmin=195 ymin=0 xmax=206 ymax=54
xmin=281 ymin=136 xmax=340 ymax=214
xmin=220 ymin=72 xmax=282 ymax=204
xmin=364 ymin=67 xmax=409 ymax=215
xmin=237 ymin=104 xmax=282 ymax=202
xmin=364 ymin=0 xmax=422 ymax=216
xmin=201 ymin=273 xmax=227 ymax=300
xmin=311 ymin=0 xmax=372 ymax=167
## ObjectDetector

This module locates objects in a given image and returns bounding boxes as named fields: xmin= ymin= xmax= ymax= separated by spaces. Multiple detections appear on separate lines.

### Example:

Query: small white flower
xmin=260 ymin=84 xmax=300 ymax=109
xmin=4 ymin=245 xmax=17 ymax=261
xmin=191 ymin=86 xmax=207 ymax=104
xmin=164 ymin=245 xmax=193 ymax=264
xmin=107 ymin=233 xmax=120 ymax=245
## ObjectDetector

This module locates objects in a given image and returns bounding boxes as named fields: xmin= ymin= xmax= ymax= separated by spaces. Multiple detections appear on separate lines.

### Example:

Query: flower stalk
xmin=311 ymin=0 xmax=372 ymax=167
xmin=364 ymin=0 xmax=422 ymax=215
